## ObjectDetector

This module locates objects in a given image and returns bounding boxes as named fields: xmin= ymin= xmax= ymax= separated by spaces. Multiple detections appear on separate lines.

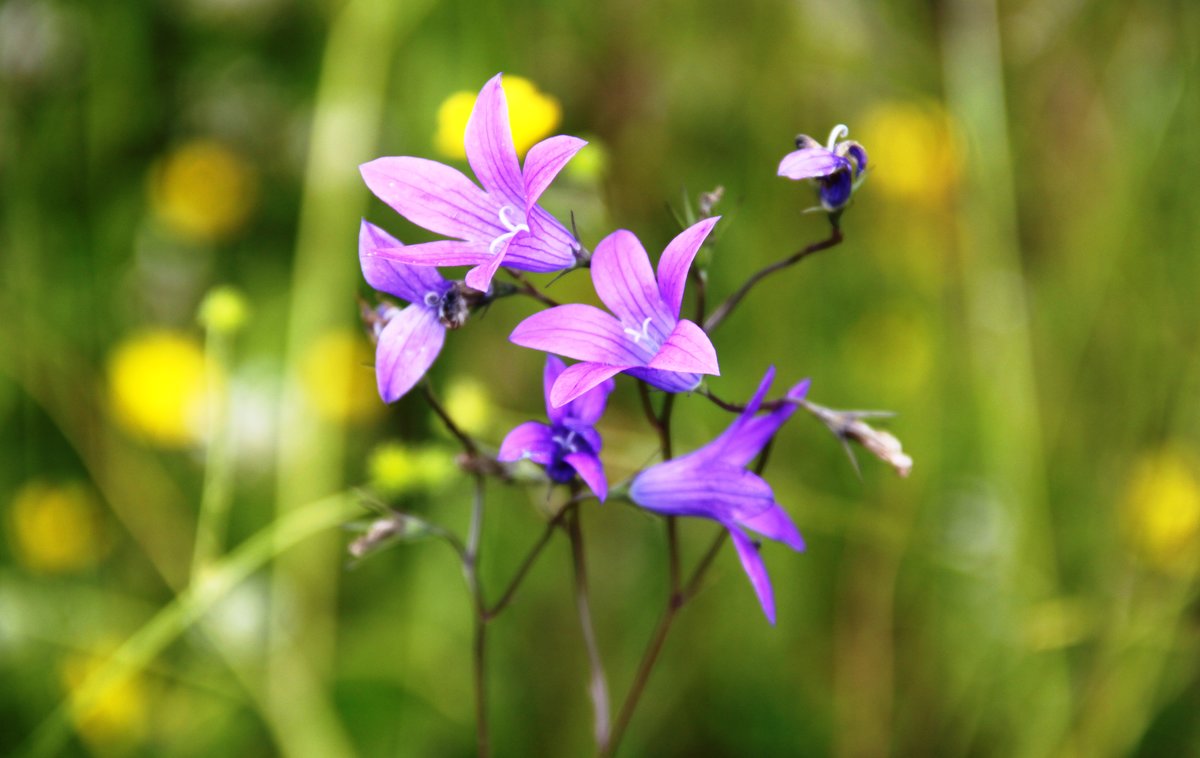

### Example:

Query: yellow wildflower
xmin=108 ymin=329 xmax=212 ymax=447
xmin=60 ymin=649 xmax=149 ymax=749
xmin=299 ymin=330 xmax=382 ymax=424
xmin=444 ymin=377 xmax=492 ymax=437
xmin=149 ymin=138 xmax=258 ymax=243
xmin=8 ymin=481 xmax=109 ymax=574
xmin=435 ymin=75 xmax=561 ymax=160
xmin=1123 ymin=446 xmax=1200 ymax=574
xmin=367 ymin=441 xmax=457 ymax=496
xmin=857 ymin=101 xmax=962 ymax=207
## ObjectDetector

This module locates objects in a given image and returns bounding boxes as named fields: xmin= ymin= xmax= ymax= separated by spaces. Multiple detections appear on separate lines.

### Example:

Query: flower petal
xmin=777 ymin=148 xmax=850 ymax=180
xmin=497 ymin=421 xmax=556 ymax=465
xmin=464 ymin=250 xmax=507 ymax=293
xmin=738 ymin=503 xmax=805 ymax=552
xmin=726 ymin=524 xmax=778 ymax=624
xmin=628 ymin=460 xmax=775 ymax=521
xmin=624 ymin=366 xmax=702 ymax=394
xmin=657 ymin=217 xmax=719 ymax=317
xmin=550 ymin=363 xmax=629 ymax=409
xmin=523 ymin=135 xmax=587 ymax=207
xmin=819 ymin=170 xmax=853 ymax=210
xmin=543 ymin=355 xmax=568 ymax=423
xmin=564 ymin=374 xmax=614 ymax=427
xmin=565 ymin=451 xmax=607 ymax=502
xmin=591 ymin=229 xmax=672 ymax=335
xmin=360 ymin=156 xmax=501 ymax=242
xmin=465 ymin=74 xmax=525 ymax=206
xmin=374 ymin=306 xmax=446 ymax=403
xmin=510 ymin=304 xmax=650 ymax=365
xmin=359 ymin=221 xmax=447 ymax=304
xmin=368 ymin=239 xmax=491 ymax=268
xmin=704 ymin=370 xmax=810 ymax=467
xmin=646 ymin=319 xmax=719 ymax=376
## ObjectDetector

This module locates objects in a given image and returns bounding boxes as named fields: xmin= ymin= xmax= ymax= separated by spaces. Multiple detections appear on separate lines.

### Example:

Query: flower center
xmin=423 ymin=291 xmax=441 ymax=308
xmin=826 ymin=123 xmax=849 ymax=151
xmin=623 ymin=317 xmax=654 ymax=345
xmin=552 ymin=429 xmax=578 ymax=454
xmin=489 ymin=205 xmax=530 ymax=255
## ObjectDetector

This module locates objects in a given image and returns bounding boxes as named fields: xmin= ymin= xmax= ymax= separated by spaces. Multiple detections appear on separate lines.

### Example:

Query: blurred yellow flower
xmin=1123 ymin=446 xmax=1200 ymax=574
xmin=108 ymin=329 xmax=213 ymax=447
xmin=60 ymin=650 xmax=149 ymax=749
xmin=149 ymin=139 xmax=258 ymax=243
xmin=299 ymin=330 xmax=382 ymax=424
xmin=8 ymin=481 xmax=109 ymax=574
xmin=857 ymin=101 xmax=962 ymax=207
xmin=197 ymin=285 xmax=250 ymax=335
xmin=434 ymin=75 xmax=562 ymax=160
xmin=444 ymin=377 xmax=492 ymax=437
xmin=368 ymin=441 xmax=458 ymax=496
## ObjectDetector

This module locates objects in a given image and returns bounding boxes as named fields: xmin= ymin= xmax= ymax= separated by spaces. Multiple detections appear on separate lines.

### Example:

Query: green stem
xmin=567 ymin=506 xmax=611 ymax=751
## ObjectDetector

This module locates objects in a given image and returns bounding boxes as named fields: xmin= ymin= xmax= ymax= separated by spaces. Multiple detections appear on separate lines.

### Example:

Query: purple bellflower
xmin=497 ymin=355 xmax=612 ymax=501
xmin=359 ymin=220 xmax=453 ymax=403
xmin=628 ymin=367 xmax=810 ymax=624
xmin=509 ymin=218 xmax=721 ymax=408
xmin=777 ymin=124 xmax=868 ymax=212
xmin=360 ymin=73 xmax=585 ymax=294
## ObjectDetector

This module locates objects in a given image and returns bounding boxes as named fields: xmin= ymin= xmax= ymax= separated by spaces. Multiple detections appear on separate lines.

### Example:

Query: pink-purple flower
xmin=359 ymin=220 xmax=452 ymax=402
xmin=628 ymin=367 xmax=810 ymax=624
xmin=509 ymin=218 xmax=721 ymax=408
xmin=359 ymin=73 xmax=585 ymax=293
xmin=497 ymin=355 xmax=612 ymax=501
xmin=777 ymin=124 xmax=867 ymax=212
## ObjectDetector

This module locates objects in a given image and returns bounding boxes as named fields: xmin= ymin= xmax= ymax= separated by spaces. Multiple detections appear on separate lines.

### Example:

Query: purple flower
xmin=509 ymin=218 xmax=721 ymax=408
xmin=629 ymin=367 xmax=810 ymax=624
xmin=359 ymin=73 xmax=585 ymax=294
xmin=777 ymin=124 xmax=867 ymax=212
xmin=359 ymin=220 xmax=452 ymax=402
xmin=497 ymin=355 xmax=612 ymax=501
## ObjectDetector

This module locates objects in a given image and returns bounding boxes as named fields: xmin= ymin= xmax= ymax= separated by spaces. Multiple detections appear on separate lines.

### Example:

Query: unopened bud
xmin=348 ymin=512 xmax=430 ymax=560
xmin=843 ymin=419 xmax=913 ymax=477
xmin=803 ymin=400 xmax=912 ymax=478
xmin=698 ymin=186 xmax=724 ymax=219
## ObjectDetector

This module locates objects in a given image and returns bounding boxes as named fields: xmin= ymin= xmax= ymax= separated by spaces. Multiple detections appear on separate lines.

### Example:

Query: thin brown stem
xmin=703 ymin=223 xmax=843 ymax=333
xmin=484 ymin=499 xmax=578 ymax=620
xmin=504 ymin=268 xmax=561 ymax=308
xmin=421 ymin=380 xmax=478 ymax=455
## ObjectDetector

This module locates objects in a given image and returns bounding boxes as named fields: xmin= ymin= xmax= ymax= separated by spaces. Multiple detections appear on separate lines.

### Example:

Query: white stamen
xmin=623 ymin=316 xmax=654 ymax=344
xmin=489 ymin=204 xmax=530 ymax=255
xmin=423 ymin=291 xmax=441 ymax=307
xmin=826 ymin=124 xmax=849 ymax=151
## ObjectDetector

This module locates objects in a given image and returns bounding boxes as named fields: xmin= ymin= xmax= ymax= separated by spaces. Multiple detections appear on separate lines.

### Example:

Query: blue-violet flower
xmin=629 ymin=366 xmax=810 ymax=624
xmin=497 ymin=355 xmax=612 ymax=501
xmin=360 ymin=73 xmax=585 ymax=293
xmin=509 ymin=217 xmax=721 ymax=408
xmin=777 ymin=124 xmax=867 ymax=212
xmin=359 ymin=220 xmax=453 ymax=402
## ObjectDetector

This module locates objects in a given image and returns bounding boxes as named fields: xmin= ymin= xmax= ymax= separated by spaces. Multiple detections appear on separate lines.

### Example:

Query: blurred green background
xmin=2 ymin=0 xmax=1198 ymax=755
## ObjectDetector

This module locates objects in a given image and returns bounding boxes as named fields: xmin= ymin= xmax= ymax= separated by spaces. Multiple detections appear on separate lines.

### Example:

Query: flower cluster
xmin=357 ymin=72 xmax=883 ymax=625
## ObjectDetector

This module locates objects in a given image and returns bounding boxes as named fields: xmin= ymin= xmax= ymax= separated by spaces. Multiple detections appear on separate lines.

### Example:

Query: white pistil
xmin=623 ymin=317 xmax=653 ymax=345
xmin=553 ymin=429 xmax=578 ymax=453
xmin=826 ymin=123 xmax=849 ymax=151
xmin=489 ymin=204 xmax=530 ymax=255
xmin=423 ymin=291 xmax=441 ymax=308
